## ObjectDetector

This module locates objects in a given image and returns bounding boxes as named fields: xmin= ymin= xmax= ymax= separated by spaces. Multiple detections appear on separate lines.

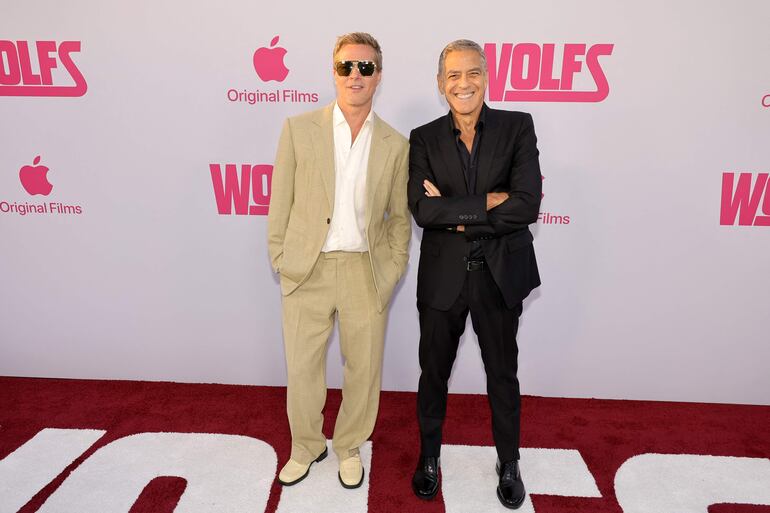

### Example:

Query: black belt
xmin=466 ymin=259 xmax=486 ymax=271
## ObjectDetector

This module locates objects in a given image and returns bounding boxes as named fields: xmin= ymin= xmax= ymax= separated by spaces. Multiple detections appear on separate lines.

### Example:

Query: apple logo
xmin=253 ymin=36 xmax=289 ymax=82
xmin=19 ymin=156 xmax=53 ymax=196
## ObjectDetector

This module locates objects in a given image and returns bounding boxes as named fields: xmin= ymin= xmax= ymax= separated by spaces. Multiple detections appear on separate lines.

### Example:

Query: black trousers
xmin=417 ymin=266 xmax=523 ymax=463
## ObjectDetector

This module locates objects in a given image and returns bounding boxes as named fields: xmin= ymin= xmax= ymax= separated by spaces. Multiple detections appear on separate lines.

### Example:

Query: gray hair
xmin=438 ymin=39 xmax=487 ymax=78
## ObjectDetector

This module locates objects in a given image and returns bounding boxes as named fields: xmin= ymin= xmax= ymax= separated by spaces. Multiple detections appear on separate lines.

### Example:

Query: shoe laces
xmin=501 ymin=461 xmax=517 ymax=481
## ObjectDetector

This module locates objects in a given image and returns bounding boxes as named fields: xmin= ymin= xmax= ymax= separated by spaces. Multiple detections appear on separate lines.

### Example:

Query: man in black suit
xmin=408 ymin=39 xmax=542 ymax=509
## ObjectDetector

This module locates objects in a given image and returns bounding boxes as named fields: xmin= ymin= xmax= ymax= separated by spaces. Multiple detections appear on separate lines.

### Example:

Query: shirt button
xmin=326 ymin=218 xmax=331 ymax=224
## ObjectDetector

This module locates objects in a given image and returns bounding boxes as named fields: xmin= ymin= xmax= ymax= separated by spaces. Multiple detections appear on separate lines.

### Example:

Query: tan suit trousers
xmin=281 ymin=251 xmax=386 ymax=464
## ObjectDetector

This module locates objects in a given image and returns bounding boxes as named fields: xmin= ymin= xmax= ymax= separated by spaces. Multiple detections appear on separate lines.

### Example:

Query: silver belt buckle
xmin=466 ymin=259 xmax=485 ymax=271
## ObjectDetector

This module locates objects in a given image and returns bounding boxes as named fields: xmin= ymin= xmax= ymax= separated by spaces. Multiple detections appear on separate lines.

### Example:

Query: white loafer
xmin=338 ymin=454 xmax=365 ymax=489
xmin=278 ymin=447 xmax=328 ymax=486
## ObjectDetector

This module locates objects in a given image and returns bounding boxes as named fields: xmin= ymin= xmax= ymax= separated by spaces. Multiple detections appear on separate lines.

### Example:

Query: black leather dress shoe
xmin=411 ymin=456 xmax=440 ymax=500
xmin=496 ymin=459 xmax=526 ymax=509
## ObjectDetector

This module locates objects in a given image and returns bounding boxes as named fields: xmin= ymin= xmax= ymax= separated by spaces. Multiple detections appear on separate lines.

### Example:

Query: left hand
xmin=423 ymin=179 xmax=441 ymax=197
xmin=424 ymin=180 xmax=465 ymax=232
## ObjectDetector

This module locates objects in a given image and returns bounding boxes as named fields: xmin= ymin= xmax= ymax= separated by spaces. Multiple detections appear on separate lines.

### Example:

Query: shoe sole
xmin=496 ymin=487 xmax=526 ymax=510
xmin=277 ymin=447 xmax=328 ymax=486
xmin=338 ymin=466 xmax=365 ymax=489
xmin=411 ymin=472 xmax=440 ymax=501
xmin=412 ymin=484 xmax=439 ymax=501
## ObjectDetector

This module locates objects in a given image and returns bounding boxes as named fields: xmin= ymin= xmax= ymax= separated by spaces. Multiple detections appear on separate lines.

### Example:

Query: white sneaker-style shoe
xmin=277 ymin=447 xmax=328 ymax=486
xmin=338 ymin=453 xmax=365 ymax=489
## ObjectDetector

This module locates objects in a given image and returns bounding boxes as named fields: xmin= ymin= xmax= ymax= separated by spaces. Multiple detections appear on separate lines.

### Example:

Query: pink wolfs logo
xmin=0 ymin=40 xmax=87 ymax=97
xmin=720 ymin=172 xmax=770 ymax=226
xmin=484 ymin=43 xmax=613 ymax=103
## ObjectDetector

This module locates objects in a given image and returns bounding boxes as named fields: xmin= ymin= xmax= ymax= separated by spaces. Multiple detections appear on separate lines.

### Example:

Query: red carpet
xmin=1 ymin=376 xmax=769 ymax=512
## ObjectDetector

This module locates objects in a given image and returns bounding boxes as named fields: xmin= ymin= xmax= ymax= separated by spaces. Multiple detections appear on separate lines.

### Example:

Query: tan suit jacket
xmin=267 ymin=103 xmax=411 ymax=311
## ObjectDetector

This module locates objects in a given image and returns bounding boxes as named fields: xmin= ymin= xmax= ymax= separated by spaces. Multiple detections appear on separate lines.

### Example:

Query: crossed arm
xmin=407 ymin=114 xmax=541 ymax=239
xmin=421 ymin=178 xmax=509 ymax=232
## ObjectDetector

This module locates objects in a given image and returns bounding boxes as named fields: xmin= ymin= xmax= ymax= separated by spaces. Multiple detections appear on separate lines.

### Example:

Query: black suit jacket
xmin=408 ymin=105 xmax=542 ymax=310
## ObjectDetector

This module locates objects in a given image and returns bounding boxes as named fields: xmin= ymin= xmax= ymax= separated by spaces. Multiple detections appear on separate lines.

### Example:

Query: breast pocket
xmin=489 ymin=154 xmax=513 ymax=174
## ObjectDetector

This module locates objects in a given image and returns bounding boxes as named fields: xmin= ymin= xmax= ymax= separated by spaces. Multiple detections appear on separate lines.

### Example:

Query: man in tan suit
xmin=267 ymin=32 xmax=410 ymax=489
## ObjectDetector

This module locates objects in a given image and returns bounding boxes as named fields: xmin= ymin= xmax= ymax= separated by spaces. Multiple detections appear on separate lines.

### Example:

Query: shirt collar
xmin=334 ymin=102 xmax=374 ymax=127
xmin=448 ymin=103 xmax=487 ymax=135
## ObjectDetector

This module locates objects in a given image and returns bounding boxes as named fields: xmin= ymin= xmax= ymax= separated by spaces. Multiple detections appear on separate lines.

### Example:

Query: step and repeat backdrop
xmin=2 ymin=0 xmax=769 ymax=405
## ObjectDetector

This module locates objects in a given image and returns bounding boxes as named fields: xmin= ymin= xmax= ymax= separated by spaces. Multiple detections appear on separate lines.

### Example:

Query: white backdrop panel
xmin=1 ymin=0 xmax=769 ymax=404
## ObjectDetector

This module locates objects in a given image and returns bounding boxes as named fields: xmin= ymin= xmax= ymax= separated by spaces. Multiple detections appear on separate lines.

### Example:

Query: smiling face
xmin=333 ymin=44 xmax=382 ymax=112
xmin=438 ymin=49 xmax=487 ymax=118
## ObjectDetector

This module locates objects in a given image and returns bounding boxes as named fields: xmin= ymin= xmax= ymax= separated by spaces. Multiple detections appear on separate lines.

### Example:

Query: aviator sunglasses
xmin=334 ymin=60 xmax=378 ymax=77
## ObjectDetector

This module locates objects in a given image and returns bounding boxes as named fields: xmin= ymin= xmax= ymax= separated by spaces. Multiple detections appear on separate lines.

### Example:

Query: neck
xmin=338 ymin=101 xmax=372 ymax=129
xmin=451 ymin=106 xmax=482 ymax=134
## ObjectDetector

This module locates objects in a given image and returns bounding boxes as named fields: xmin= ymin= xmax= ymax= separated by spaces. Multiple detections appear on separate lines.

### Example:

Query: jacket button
xmin=326 ymin=218 xmax=330 ymax=224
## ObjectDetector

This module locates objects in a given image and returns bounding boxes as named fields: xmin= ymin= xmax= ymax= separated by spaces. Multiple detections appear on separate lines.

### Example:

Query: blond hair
xmin=333 ymin=32 xmax=383 ymax=70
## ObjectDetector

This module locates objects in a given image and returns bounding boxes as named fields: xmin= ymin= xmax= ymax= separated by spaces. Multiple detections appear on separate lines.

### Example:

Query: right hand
xmin=486 ymin=192 xmax=509 ymax=211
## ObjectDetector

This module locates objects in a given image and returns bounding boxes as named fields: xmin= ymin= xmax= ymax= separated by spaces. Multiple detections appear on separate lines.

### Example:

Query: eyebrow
xmin=446 ymin=67 xmax=483 ymax=75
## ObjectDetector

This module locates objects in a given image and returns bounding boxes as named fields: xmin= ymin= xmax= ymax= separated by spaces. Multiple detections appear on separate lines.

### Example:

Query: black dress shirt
xmin=449 ymin=105 xmax=487 ymax=259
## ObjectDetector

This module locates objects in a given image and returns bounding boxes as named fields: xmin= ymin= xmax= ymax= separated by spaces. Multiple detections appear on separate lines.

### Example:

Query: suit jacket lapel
xmin=437 ymin=122 xmax=468 ymax=194
xmin=311 ymin=103 xmax=336 ymax=212
xmin=475 ymin=108 xmax=500 ymax=194
xmin=366 ymin=114 xmax=390 ymax=225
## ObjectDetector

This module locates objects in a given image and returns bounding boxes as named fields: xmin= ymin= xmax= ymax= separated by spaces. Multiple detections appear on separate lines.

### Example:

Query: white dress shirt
xmin=322 ymin=102 xmax=373 ymax=253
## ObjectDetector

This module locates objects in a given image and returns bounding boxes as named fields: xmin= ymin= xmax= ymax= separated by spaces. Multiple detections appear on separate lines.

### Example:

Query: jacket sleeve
xmin=463 ymin=113 xmax=541 ymax=240
xmin=266 ymin=118 xmax=296 ymax=273
xmin=407 ymin=128 xmax=488 ymax=229
xmin=386 ymin=139 xmax=412 ymax=277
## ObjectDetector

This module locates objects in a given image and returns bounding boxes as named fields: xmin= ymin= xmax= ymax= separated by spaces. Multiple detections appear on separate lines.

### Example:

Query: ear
xmin=436 ymin=74 xmax=444 ymax=96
